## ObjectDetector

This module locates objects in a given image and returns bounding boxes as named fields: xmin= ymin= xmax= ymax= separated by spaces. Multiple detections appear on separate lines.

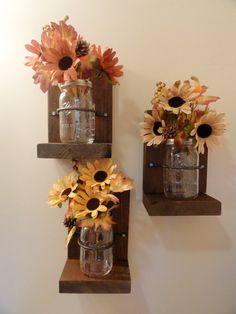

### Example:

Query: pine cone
xmin=63 ymin=217 xmax=77 ymax=229
xmin=75 ymin=40 xmax=89 ymax=57
xmin=163 ymin=126 xmax=177 ymax=139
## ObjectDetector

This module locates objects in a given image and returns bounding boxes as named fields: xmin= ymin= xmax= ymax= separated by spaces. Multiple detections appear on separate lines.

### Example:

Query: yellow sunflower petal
xmin=98 ymin=205 xmax=108 ymax=212
xmin=77 ymin=190 xmax=88 ymax=200
xmin=91 ymin=210 xmax=98 ymax=218
xmin=65 ymin=226 xmax=76 ymax=247
xmin=86 ymin=161 xmax=96 ymax=173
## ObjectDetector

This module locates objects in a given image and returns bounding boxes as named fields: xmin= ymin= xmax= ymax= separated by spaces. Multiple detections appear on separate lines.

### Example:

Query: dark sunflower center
xmin=94 ymin=170 xmax=108 ymax=182
xmin=197 ymin=124 xmax=212 ymax=138
xmin=58 ymin=56 xmax=73 ymax=70
xmin=87 ymin=198 xmax=100 ymax=211
xmin=61 ymin=188 xmax=72 ymax=196
xmin=153 ymin=121 xmax=162 ymax=136
xmin=168 ymin=96 xmax=185 ymax=108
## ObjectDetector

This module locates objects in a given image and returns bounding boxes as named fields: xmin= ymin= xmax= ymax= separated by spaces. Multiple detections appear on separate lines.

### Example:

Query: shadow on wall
xmin=75 ymin=284 xmax=150 ymax=314
xmin=112 ymin=71 xmax=154 ymax=197
xmin=150 ymin=215 xmax=231 ymax=252
xmin=207 ymin=138 xmax=236 ymax=209
xmin=131 ymin=201 xmax=230 ymax=254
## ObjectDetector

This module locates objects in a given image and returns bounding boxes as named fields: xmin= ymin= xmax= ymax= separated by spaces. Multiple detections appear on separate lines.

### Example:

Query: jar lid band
xmin=166 ymin=138 xmax=193 ymax=145
xmin=60 ymin=79 xmax=93 ymax=88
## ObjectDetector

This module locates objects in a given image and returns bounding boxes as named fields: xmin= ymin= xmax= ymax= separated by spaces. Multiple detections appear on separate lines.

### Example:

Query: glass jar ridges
xmin=79 ymin=226 xmax=113 ymax=277
xmin=58 ymin=79 xmax=95 ymax=144
xmin=163 ymin=138 xmax=199 ymax=200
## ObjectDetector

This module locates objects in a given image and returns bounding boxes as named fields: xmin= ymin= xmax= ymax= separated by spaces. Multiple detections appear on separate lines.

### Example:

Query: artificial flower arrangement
xmin=140 ymin=76 xmax=226 ymax=154
xmin=25 ymin=16 xmax=123 ymax=92
xmin=48 ymin=159 xmax=134 ymax=245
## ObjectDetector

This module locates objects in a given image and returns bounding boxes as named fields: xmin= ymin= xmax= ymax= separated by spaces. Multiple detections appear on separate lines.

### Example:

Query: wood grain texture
xmin=37 ymin=143 xmax=112 ymax=159
xmin=59 ymin=259 xmax=131 ymax=293
xmin=143 ymin=192 xmax=221 ymax=216
xmin=48 ymin=87 xmax=60 ymax=142
xmin=47 ymin=74 xmax=112 ymax=143
xmin=91 ymin=73 xmax=112 ymax=143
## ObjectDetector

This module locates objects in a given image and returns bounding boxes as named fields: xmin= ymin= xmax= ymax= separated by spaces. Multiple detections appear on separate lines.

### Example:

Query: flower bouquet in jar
xmin=140 ymin=76 xmax=226 ymax=154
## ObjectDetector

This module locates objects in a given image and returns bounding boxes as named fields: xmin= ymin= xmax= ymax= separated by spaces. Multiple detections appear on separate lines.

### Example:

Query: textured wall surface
xmin=1 ymin=0 xmax=236 ymax=313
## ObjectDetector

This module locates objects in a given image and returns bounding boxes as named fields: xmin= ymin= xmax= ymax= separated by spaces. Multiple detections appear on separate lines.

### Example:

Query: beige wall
xmin=1 ymin=0 xmax=236 ymax=313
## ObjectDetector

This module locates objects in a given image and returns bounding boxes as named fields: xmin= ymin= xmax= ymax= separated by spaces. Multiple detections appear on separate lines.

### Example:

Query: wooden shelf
xmin=37 ymin=143 xmax=112 ymax=159
xmin=59 ymin=191 xmax=131 ymax=294
xmin=59 ymin=259 xmax=131 ymax=293
xmin=37 ymin=74 xmax=113 ymax=160
xmin=143 ymin=143 xmax=222 ymax=216
xmin=143 ymin=193 xmax=221 ymax=216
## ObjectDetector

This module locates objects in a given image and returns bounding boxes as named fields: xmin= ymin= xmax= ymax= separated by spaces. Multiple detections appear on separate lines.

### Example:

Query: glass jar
xmin=79 ymin=226 xmax=113 ymax=277
xmin=58 ymin=79 xmax=95 ymax=143
xmin=163 ymin=139 xmax=199 ymax=200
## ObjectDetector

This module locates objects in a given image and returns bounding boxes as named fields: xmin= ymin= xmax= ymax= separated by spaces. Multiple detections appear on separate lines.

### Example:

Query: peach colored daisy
xmin=92 ymin=45 xmax=123 ymax=84
xmin=41 ymin=39 xmax=80 ymax=84
xmin=190 ymin=76 xmax=220 ymax=107
xmin=32 ymin=68 xmax=52 ymax=93
xmin=190 ymin=111 xmax=226 ymax=154
xmin=41 ymin=18 xmax=78 ymax=50
xmin=25 ymin=39 xmax=43 ymax=70
xmin=110 ymin=172 xmax=134 ymax=193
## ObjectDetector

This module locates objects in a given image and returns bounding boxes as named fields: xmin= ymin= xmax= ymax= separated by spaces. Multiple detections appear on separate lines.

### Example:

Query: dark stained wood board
xmin=143 ymin=192 xmax=221 ymax=216
xmin=37 ymin=143 xmax=111 ymax=159
xmin=59 ymin=259 xmax=131 ymax=293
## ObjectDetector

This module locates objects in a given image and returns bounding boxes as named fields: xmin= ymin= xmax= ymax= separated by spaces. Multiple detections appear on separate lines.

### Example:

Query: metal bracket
xmin=77 ymin=238 xmax=114 ymax=251
xmin=148 ymin=162 xmax=205 ymax=170
xmin=50 ymin=109 xmax=110 ymax=117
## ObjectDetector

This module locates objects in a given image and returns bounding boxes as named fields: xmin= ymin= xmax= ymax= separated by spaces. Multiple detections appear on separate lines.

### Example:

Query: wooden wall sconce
xmin=37 ymin=74 xmax=131 ymax=293
xmin=143 ymin=143 xmax=221 ymax=216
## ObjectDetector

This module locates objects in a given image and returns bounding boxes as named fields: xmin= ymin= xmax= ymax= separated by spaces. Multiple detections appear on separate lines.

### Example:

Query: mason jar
xmin=58 ymin=79 xmax=95 ymax=143
xmin=78 ymin=226 xmax=113 ymax=277
xmin=163 ymin=139 xmax=199 ymax=200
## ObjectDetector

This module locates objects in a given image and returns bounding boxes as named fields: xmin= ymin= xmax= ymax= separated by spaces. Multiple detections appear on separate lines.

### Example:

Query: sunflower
xmin=190 ymin=111 xmax=226 ymax=154
xmin=71 ymin=186 xmax=109 ymax=219
xmin=80 ymin=159 xmax=117 ymax=189
xmin=140 ymin=110 xmax=165 ymax=146
xmin=41 ymin=38 xmax=80 ymax=85
xmin=153 ymin=78 xmax=201 ymax=115
xmin=48 ymin=172 xmax=79 ymax=208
